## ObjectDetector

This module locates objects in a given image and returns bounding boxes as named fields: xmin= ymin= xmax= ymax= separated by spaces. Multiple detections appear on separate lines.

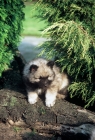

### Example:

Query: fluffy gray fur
xmin=23 ymin=58 xmax=70 ymax=107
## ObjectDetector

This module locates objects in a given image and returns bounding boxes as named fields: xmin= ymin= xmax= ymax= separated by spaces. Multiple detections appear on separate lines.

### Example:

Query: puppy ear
xmin=30 ymin=65 xmax=38 ymax=73
xmin=47 ymin=61 xmax=54 ymax=68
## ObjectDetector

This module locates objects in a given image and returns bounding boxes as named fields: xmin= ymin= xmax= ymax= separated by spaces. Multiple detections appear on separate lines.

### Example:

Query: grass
xmin=22 ymin=2 xmax=47 ymax=36
xmin=39 ymin=107 xmax=46 ymax=115
xmin=13 ymin=126 xmax=21 ymax=133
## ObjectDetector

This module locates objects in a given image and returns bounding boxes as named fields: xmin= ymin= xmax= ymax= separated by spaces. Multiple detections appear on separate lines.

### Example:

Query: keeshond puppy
xmin=23 ymin=58 xmax=69 ymax=107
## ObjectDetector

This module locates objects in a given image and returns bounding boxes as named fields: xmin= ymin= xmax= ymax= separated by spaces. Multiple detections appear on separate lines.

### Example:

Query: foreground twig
xmin=34 ymin=122 xmax=95 ymax=134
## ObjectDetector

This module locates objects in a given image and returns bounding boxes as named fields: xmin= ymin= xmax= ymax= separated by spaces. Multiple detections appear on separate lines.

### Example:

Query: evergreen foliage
xmin=36 ymin=0 xmax=95 ymax=107
xmin=0 ymin=0 xmax=24 ymax=77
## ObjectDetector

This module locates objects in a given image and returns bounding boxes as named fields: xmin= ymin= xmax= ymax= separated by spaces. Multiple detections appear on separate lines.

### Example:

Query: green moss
xmin=10 ymin=97 xmax=17 ymax=107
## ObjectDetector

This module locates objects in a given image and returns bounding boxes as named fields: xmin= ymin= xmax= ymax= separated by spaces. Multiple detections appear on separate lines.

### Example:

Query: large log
xmin=0 ymin=88 xmax=95 ymax=126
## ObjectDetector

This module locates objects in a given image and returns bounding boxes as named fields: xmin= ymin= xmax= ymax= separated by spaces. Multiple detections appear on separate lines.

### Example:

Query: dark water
xmin=18 ymin=36 xmax=46 ymax=62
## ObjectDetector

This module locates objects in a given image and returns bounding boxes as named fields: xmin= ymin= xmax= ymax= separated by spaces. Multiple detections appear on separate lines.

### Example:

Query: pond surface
xmin=18 ymin=36 xmax=46 ymax=62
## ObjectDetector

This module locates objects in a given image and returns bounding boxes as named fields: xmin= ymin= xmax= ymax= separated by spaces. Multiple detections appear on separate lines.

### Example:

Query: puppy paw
xmin=45 ymin=99 xmax=55 ymax=107
xmin=28 ymin=97 xmax=37 ymax=104
xmin=28 ymin=93 xmax=38 ymax=104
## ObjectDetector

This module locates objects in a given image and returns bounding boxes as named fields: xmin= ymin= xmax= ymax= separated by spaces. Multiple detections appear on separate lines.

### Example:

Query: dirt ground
xmin=0 ymin=56 xmax=95 ymax=140
xmin=0 ymin=122 xmax=56 ymax=140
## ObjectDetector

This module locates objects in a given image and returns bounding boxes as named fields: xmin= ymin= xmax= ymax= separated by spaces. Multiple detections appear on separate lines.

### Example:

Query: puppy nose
xmin=45 ymin=82 xmax=48 ymax=87
xmin=45 ymin=84 xmax=47 ymax=87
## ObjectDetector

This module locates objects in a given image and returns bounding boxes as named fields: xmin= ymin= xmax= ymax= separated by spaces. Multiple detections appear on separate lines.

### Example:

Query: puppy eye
xmin=40 ymin=76 xmax=48 ymax=79
xmin=40 ymin=76 xmax=42 ymax=79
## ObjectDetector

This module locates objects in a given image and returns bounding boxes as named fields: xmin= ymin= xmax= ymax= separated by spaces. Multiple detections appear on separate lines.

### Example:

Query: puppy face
xmin=28 ymin=61 xmax=55 ymax=88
